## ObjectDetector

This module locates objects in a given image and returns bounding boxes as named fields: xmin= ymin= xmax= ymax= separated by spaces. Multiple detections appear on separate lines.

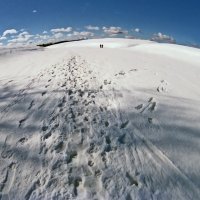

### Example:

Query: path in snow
xmin=0 ymin=55 xmax=200 ymax=200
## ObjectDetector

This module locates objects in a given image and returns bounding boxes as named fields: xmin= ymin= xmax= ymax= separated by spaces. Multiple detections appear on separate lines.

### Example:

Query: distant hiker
xmin=100 ymin=44 xmax=102 ymax=48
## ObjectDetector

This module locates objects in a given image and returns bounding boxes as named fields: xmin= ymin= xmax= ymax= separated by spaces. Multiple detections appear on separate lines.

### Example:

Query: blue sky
xmin=0 ymin=0 xmax=200 ymax=46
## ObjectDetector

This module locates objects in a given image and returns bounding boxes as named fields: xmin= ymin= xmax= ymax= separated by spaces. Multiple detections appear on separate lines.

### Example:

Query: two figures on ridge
xmin=100 ymin=44 xmax=104 ymax=48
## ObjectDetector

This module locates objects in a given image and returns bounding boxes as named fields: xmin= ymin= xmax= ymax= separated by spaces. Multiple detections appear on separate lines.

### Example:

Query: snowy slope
xmin=0 ymin=38 xmax=200 ymax=200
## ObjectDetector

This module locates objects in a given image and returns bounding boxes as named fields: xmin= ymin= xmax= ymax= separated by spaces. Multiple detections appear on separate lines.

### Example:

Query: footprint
xmin=50 ymin=115 xmax=58 ymax=123
xmin=8 ymin=80 xmax=14 ymax=83
xmin=68 ymin=89 xmax=73 ymax=96
xmin=120 ymin=120 xmax=129 ymax=129
xmin=119 ymin=71 xmax=126 ymax=76
xmin=66 ymin=151 xmax=77 ymax=164
xmin=25 ymin=179 xmax=40 ymax=200
xmin=28 ymin=100 xmax=35 ymax=110
xmin=118 ymin=134 xmax=126 ymax=144
xmin=104 ymin=80 xmax=108 ymax=85
xmin=105 ymin=136 xmax=111 ymax=145
xmin=0 ymin=162 xmax=17 ymax=195
xmin=17 ymin=137 xmax=28 ymax=144
xmin=126 ymin=172 xmax=138 ymax=186
xmin=43 ymin=132 xmax=52 ymax=140
xmin=104 ymin=145 xmax=112 ymax=153
xmin=58 ymin=103 xmax=63 ymax=108
xmin=94 ymin=169 xmax=102 ymax=177
xmin=54 ymin=141 xmax=64 ymax=153
xmin=62 ymin=96 xmax=67 ymax=103
xmin=84 ymin=117 xmax=89 ymax=122
xmin=99 ymin=106 xmax=104 ymax=112
xmin=138 ymin=98 xmax=157 ymax=113
xmin=87 ymin=143 xmax=97 ymax=154
xmin=104 ymin=80 xmax=111 ymax=85
xmin=88 ymin=160 xmax=94 ymax=167
xmin=148 ymin=102 xmax=156 ymax=112
xmin=135 ymin=104 xmax=143 ymax=110
xmin=42 ymin=126 xmax=48 ymax=132
xmin=129 ymin=69 xmax=138 ymax=72
xmin=42 ymin=91 xmax=47 ymax=96
xmin=19 ymin=118 xmax=27 ymax=128
xmin=61 ymin=82 xmax=66 ymax=87
xmin=157 ymin=80 xmax=168 ymax=93
xmin=1 ymin=150 xmax=13 ymax=159
xmin=148 ymin=97 xmax=154 ymax=102
xmin=105 ymin=121 xmax=109 ymax=127
xmin=101 ymin=151 xmax=107 ymax=163
xmin=91 ymin=94 xmax=95 ymax=99
xmin=148 ymin=117 xmax=153 ymax=124
xmin=69 ymin=176 xmax=82 ymax=196
xmin=93 ymin=118 xmax=97 ymax=124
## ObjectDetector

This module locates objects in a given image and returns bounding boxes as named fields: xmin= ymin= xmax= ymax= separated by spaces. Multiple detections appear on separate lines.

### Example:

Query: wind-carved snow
xmin=0 ymin=39 xmax=200 ymax=199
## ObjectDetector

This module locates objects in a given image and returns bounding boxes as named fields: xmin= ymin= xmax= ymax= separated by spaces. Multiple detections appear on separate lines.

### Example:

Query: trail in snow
xmin=0 ymin=54 xmax=199 ymax=200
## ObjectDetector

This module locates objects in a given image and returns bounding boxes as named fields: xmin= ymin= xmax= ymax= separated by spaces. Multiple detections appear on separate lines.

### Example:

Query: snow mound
xmin=131 ymin=43 xmax=200 ymax=63
xmin=49 ymin=38 xmax=154 ymax=49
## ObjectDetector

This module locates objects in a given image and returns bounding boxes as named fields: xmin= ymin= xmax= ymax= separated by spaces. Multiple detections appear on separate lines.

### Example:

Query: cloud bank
xmin=51 ymin=27 xmax=73 ymax=33
xmin=3 ymin=29 xmax=18 ymax=37
xmin=151 ymin=32 xmax=175 ymax=43
xmin=103 ymin=26 xmax=128 ymax=35
xmin=85 ymin=25 xmax=100 ymax=31
xmin=0 ymin=26 xmax=177 ymax=47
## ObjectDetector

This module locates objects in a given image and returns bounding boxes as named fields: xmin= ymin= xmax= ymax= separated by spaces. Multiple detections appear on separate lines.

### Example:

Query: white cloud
xmin=40 ymin=35 xmax=49 ymax=40
xmin=0 ymin=36 xmax=7 ymax=41
xmin=8 ymin=32 xmax=33 ymax=44
xmin=8 ymin=37 xmax=29 ymax=43
xmin=32 ymin=10 xmax=37 ymax=13
xmin=43 ymin=31 xmax=48 ymax=34
xmin=53 ymin=32 xmax=64 ymax=39
xmin=79 ymin=31 xmax=94 ymax=37
xmin=67 ymin=33 xmax=73 ymax=37
xmin=74 ymin=31 xmax=94 ymax=37
xmin=2 ymin=29 xmax=18 ymax=37
xmin=34 ymin=34 xmax=50 ymax=40
xmin=85 ymin=25 xmax=100 ymax=31
xmin=151 ymin=32 xmax=175 ymax=43
xmin=103 ymin=26 xmax=128 ymax=35
xmin=134 ymin=28 xmax=141 ymax=33
xmin=7 ymin=39 xmax=33 ymax=46
xmin=51 ymin=27 xmax=72 ymax=33
xmin=66 ymin=31 xmax=94 ymax=39
xmin=0 ymin=42 xmax=3 ymax=46
xmin=18 ymin=31 xmax=29 ymax=37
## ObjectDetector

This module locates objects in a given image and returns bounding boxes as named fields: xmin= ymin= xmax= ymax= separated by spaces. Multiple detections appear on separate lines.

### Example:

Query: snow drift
xmin=0 ymin=38 xmax=200 ymax=200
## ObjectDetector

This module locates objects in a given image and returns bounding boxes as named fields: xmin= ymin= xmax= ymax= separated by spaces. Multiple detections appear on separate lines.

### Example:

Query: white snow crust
xmin=0 ymin=38 xmax=200 ymax=200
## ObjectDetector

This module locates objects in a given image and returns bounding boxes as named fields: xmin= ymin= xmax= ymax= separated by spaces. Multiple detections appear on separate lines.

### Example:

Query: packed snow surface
xmin=0 ymin=38 xmax=200 ymax=200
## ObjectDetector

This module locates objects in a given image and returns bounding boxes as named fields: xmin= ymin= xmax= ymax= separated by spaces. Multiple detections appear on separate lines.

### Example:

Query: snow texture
xmin=0 ymin=38 xmax=200 ymax=200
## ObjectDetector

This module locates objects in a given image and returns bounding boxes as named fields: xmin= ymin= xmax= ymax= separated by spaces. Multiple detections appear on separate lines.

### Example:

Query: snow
xmin=49 ymin=38 xmax=155 ymax=49
xmin=0 ymin=38 xmax=200 ymax=199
